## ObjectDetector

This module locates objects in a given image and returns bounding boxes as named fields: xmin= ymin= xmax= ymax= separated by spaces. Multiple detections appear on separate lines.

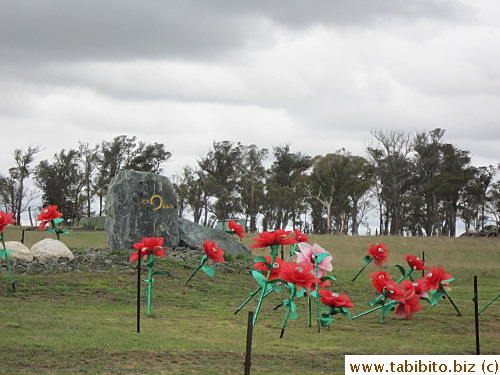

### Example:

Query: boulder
xmin=178 ymin=218 xmax=249 ymax=255
xmin=1 ymin=241 xmax=33 ymax=262
xmin=31 ymin=238 xmax=74 ymax=262
xmin=105 ymin=170 xmax=179 ymax=249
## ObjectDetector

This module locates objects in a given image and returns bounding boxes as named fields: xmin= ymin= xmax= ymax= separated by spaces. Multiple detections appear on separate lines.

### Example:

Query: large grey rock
xmin=105 ymin=170 xmax=179 ymax=249
xmin=178 ymin=218 xmax=249 ymax=255
xmin=31 ymin=238 xmax=74 ymax=262
xmin=2 ymin=241 xmax=33 ymax=262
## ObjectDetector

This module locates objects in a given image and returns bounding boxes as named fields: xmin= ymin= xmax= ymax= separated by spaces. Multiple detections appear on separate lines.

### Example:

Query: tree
xmin=198 ymin=141 xmax=244 ymax=224
xmin=34 ymin=149 xmax=85 ymax=224
xmin=308 ymin=150 xmax=374 ymax=234
xmin=264 ymin=144 xmax=312 ymax=230
xmin=78 ymin=142 xmax=99 ymax=218
xmin=367 ymin=130 xmax=413 ymax=235
xmin=172 ymin=165 xmax=209 ymax=224
xmin=0 ymin=146 xmax=42 ymax=225
xmin=238 ymin=144 xmax=268 ymax=232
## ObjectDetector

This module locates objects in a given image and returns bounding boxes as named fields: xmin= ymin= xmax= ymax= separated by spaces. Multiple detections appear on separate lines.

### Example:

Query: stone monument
xmin=105 ymin=170 xmax=179 ymax=249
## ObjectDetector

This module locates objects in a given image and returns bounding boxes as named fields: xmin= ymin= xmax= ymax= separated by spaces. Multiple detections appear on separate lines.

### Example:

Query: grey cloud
xmin=0 ymin=0 xmax=473 ymax=64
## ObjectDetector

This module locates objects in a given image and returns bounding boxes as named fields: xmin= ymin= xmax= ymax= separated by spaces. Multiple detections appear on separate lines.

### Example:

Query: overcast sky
xmin=1 ymin=0 xmax=499 ymax=180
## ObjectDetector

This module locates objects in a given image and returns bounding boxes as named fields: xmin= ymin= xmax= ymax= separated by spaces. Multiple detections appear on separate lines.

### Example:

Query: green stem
xmin=479 ymin=294 xmax=499 ymax=315
xmin=314 ymin=259 xmax=321 ymax=333
xmin=352 ymin=260 xmax=372 ymax=282
xmin=146 ymin=257 xmax=154 ymax=317
xmin=351 ymin=304 xmax=384 ymax=319
xmin=1 ymin=233 xmax=15 ymax=292
xmin=280 ymin=286 xmax=296 ymax=338
xmin=234 ymin=286 xmax=262 ymax=315
xmin=440 ymin=284 xmax=462 ymax=316
xmin=51 ymin=219 xmax=61 ymax=241
xmin=184 ymin=255 xmax=208 ymax=286
xmin=396 ymin=268 xmax=413 ymax=284
xmin=253 ymin=245 xmax=279 ymax=326
xmin=307 ymin=296 xmax=312 ymax=327
xmin=286 ymin=243 xmax=298 ymax=261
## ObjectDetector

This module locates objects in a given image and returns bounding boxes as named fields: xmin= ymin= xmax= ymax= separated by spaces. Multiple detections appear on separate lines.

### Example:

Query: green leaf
xmin=295 ymin=288 xmax=306 ymax=298
xmin=52 ymin=218 xmax=64 ymax=225
xmin=315 ymin=252 xmax=330 ymax=263
xmin=143 ymin=278 xmax=155 ymax=284
xmin=252 ymin=270 xmax=267 ymax=288
xmin=0 ymin=249 xmax=7 ymax=258
xmin=430 ymin=291 xmax=445 ymax=306
xmin=443 ymin=278 xmax=456 ymax=284
xmin=202 ymin=265 xmax=215 ymax=277
xmin=370 ymin=294 xmax=384 ymax=306
xmin=48 ymin=228 xmax=55 ymax=233
xmin=310 ymin=290 xmax=319 ymax=299
xmin=362 ymin=255 xmax=373 ymax=264
xmin=152 ymin=270 xmax=170 ymax=276
xmin=381 ymin=301 xmax=397 ymax=318
xmin=290 ymin=309 xmax=299 ymax=320
xmin=320 ymin=275 xmax=336 ymax=282
xmin=320 ymin=314 xmax=333 ymax=327
xmin=272 ymin=284 xmax=282 ymax=294
xmin=61 ymin=229 xmax=70 ymax=234
xmin=394 ymin=264 xmax=406 ymax=277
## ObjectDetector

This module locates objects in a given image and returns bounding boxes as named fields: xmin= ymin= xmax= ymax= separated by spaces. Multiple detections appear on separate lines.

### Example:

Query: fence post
xmin=21 ymin=229 xmax=25 ymax=244
xmin=137 ymin=255 xmax=141 ymax=333
xmin=473 ymin=276 xmax=480 ymax=355
xmin=244 ymin=311 xmax=254 ymax=375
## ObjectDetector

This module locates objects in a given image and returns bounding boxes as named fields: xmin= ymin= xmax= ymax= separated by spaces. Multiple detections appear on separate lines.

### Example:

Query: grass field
xmin=0 ymin=227 xmax=499 ymax=374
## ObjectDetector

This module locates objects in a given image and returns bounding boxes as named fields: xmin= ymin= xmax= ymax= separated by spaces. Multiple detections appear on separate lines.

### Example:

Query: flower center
xmin=378 ymin=275 xmax=385 ymax=279
xmin=43 ymin=209 xmax=48 ymax=213
xmin=296 ymin=267 xmax=303 ymax=272
xmin=378 ymin=247 xmax=384 ymax=253
xmin=272 ymin=262 xmax=280 ymax=269
xmin=332 ymin=293 xmax=340 ymax=297
xmin=413 ymin=282 xmax=419 ymax=287
xmin=427 ymin=273 xmax=433 ymax=278
xmin=212 ymin=248 xmax=217 ymax=253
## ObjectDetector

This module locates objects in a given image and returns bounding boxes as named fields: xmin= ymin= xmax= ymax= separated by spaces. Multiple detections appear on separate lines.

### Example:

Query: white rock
xmin=31 ymin=238 xmax=74 ymax=262
xmin=1 ymin=241 xmax=33 ymax=262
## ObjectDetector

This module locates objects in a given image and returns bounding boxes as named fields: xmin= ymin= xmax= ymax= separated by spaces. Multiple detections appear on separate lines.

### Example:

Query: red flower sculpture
xmin=367 ymin=243 xmax=389 ymax=267
xmin=405 ymin=254 xmax=427 ymax=270
xmin=250 ymin=229 xmax=296 ymax=249
xmin=228 ymin=221 xmax=246 ymax=240
xmin=278 ymin=261 xmax=321 ymax=291
xmin=37 ymin=205 xmax=62 ymax=231
xmin=130 ymin=237 xmax=167 ymax=262
xmin=204 ymin=240 xmax=225 ymax=263
xmin=291 ymin=229 xmax=309 ymax=244
xmin=254 ymin=255 xmax=284 ymax=281
xmin=394 ymin=289 xmax=423 ymax=320
xmin=401 ymin=279 xmax=430 ymax=295
xmin=318 ymin=289 xmax=355 ymax=308
xmin=0 ymin=211 xmax=15 ymax=234
xmin=370 ymin=270 xmax=403 ymax=298
xmin=423 ymin=266 xmax=453 ymax=291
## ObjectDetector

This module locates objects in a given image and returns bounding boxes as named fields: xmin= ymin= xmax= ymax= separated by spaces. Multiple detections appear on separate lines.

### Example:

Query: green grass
xmin=0 ymin=229 xmax=499 ymax=374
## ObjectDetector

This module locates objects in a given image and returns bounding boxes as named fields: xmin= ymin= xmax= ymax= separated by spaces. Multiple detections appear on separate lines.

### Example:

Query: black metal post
xmin=473 ymin=276 xmax=480 ymax=355
xmin=21 ymin=229 xmax=25 ymax=244
xmin=422 ymin=251 xmax=425 ymax=278
xmin=244 ymin=311 xmax=254 ymax=375
xmin=137 ymin=255 xmax=142 ymax=333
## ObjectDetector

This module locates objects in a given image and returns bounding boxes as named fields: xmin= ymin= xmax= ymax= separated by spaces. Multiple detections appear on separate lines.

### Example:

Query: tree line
xmin=1 ymin=130 xmax=498 ymax=236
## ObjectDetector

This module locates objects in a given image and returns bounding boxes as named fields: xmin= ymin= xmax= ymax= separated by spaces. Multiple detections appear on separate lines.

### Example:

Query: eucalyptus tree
xmin=0 ymin=146 xmax=42 ymax=225
xmin=264 ymin=144 xmax=312 ymax=230
xmin=367 ymin=129 xmax=414 ymax=235
xmin=308 ymin=150 xmax=374 ymax=235
xmin=78 ymin=142 xmax=99 ymax=217
xmin=34 ymin=149 xmax=85 ymax=224
xmin=197 ymin=141 xmax=244 ymax=224
xmin=238 ymin=144 xmax=268 ymax=232
xmin=172 ymin=165 xmax=209 ymax=224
